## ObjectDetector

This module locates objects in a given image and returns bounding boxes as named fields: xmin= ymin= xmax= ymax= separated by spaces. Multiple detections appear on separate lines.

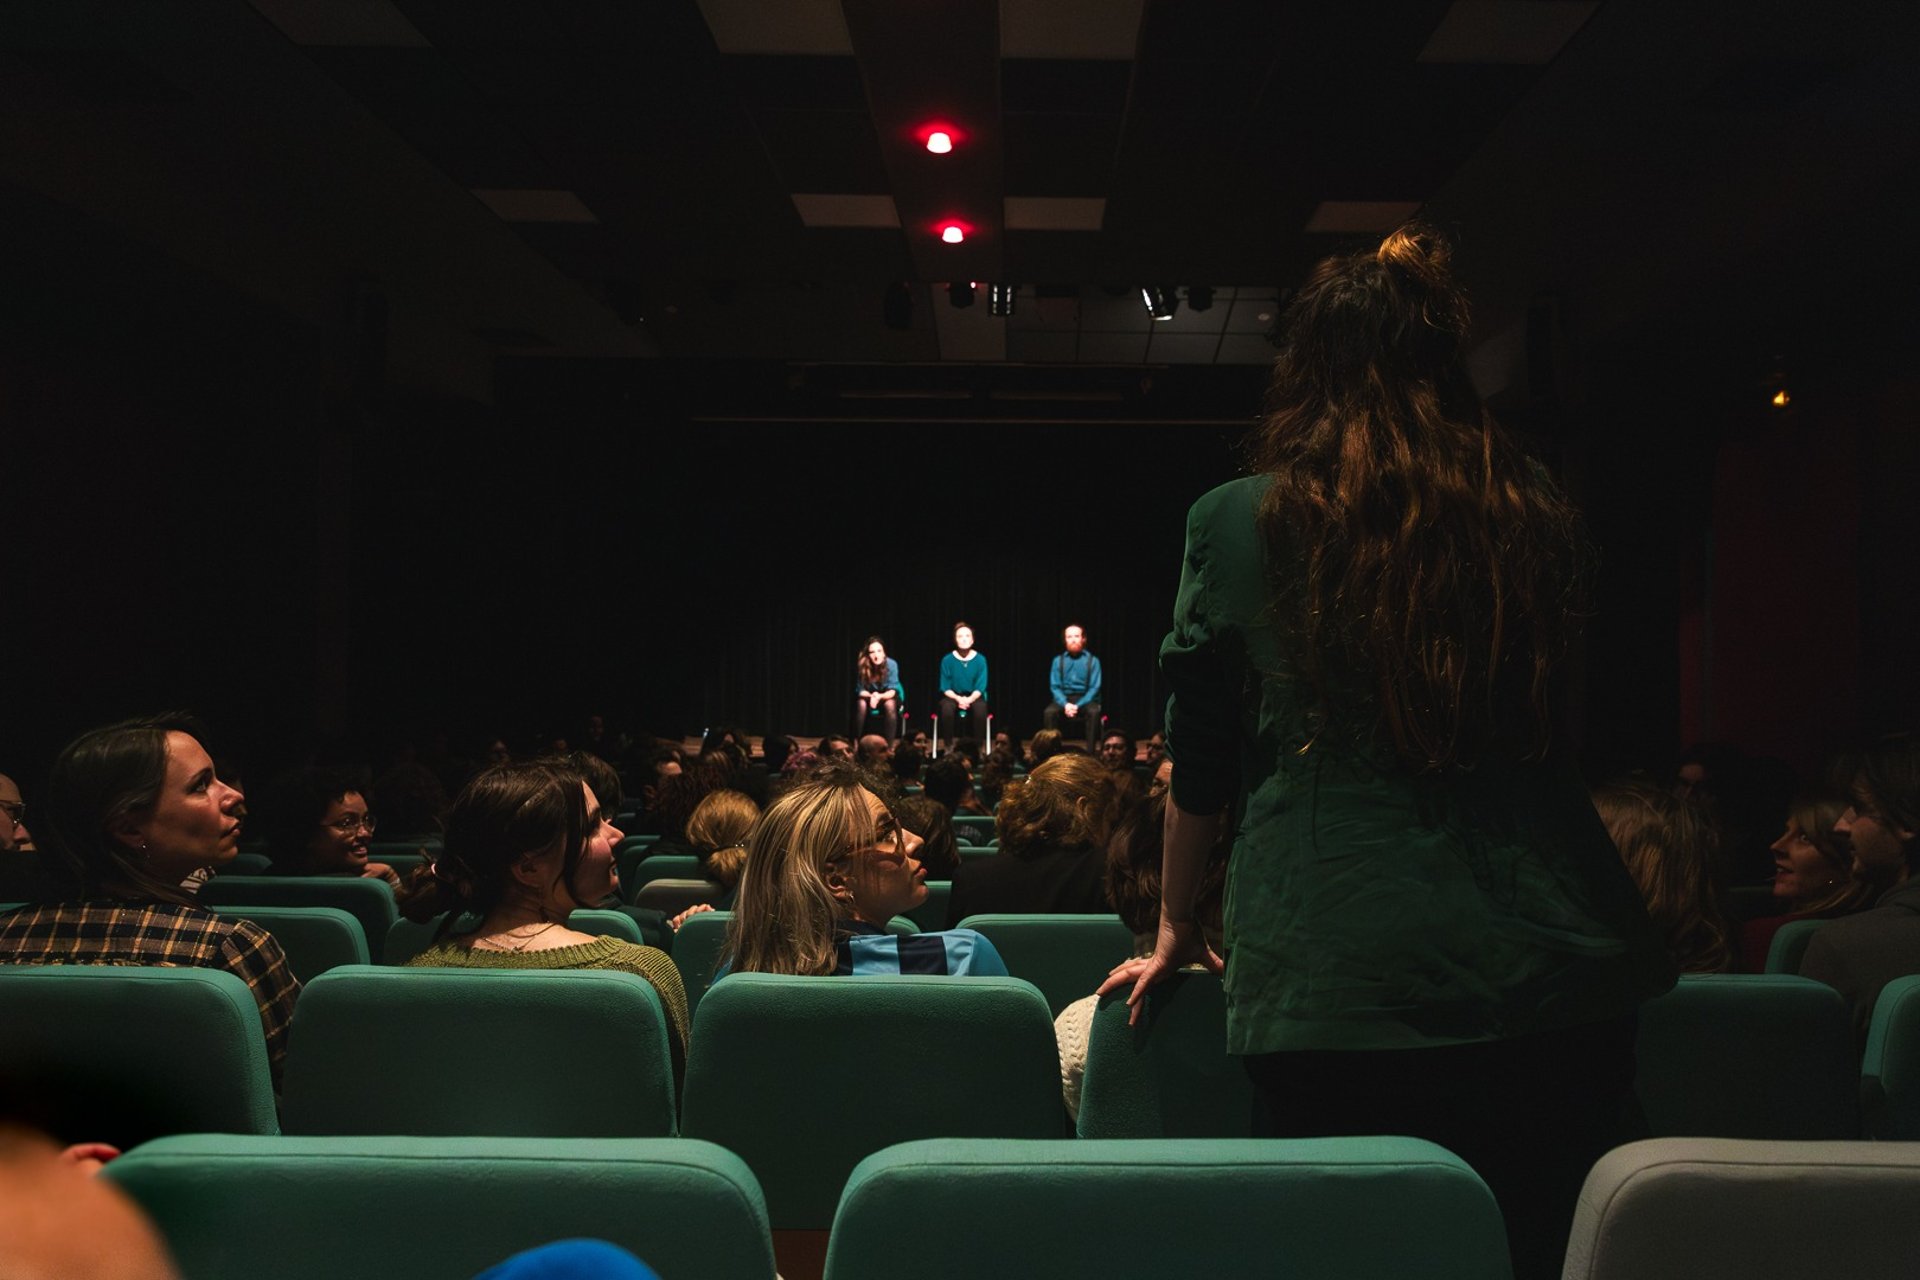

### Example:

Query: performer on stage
xmin=854 ymin=636 xmax=904 ymax=741
xmin=937 ymin=621 xmax=989 ymax=747
xmin=1041 ymin=623 xmax=1102 ymax=748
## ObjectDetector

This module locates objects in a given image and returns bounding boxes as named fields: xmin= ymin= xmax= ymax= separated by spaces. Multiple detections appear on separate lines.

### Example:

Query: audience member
xmin=1097 ymin=729 xmax=1133 ymax=774
xmin=1 ymin=771 xmax=35 ymax=852
xmin=0 ymin=1128 xmax=180 ymax=1280
xmin=816 ymin=735 xmax=854 ymax=763
xmin=1143 ymin=731 xmax=1166 ymax=773
xmin=948 ymin=737 xmax=984 ymax=771
xmin=893 ymin=795 xmax=961 ymax=881
xmin=685 ymin=788 xmax=758 ymax=902
xmin=722 ymin=764 xmax=1004 ymax=977
xmin=921 ymin=756 xmax=981 ymax=820
xmin=762 ymin=734 xmax=798 ymax=776
xmin=856 ymin=734 xmax=890 ymax=770
xmin=0 ymin=715 xmax=300 ymax=1085
xmin=888 ymin=739 xmax=925 ymax=788
xmin=1738 ymin=789 xmax=1874 ymax=970
xmin=947 ymin=753 xmax=1115 ymax=924
xmin=937 ymin=621 xmax=990 ymax=744
xmin=1592 ymin=779 xmax=1732 ymax=973
xmin=1026 ymin=728 xmax=1067 ymax=768
xmin=401 ymin=760 xmax=689 ymax=1081
xmin=256 ymin=767 xmax=402 ymax=888
xmin=1800 ymin=735 xmax=1920 ymax=1045
xmin=978 ymin=749 xmax=1018 ymax=810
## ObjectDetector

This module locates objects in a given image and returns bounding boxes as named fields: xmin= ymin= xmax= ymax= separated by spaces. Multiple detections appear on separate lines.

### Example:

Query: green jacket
xmin=1161 ymin=475 xmax=1674 ymax=1053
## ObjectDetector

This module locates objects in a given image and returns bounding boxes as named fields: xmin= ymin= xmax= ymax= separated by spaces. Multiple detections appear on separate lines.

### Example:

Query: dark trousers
xmin=855 ymin=702 xmax=898 ymax=741
xmin=1243 ymin=1015 xmax=1642 ymax=1280
xmin=1041 ymin=699 xmax=1102 ymax=748
xmin=937 ymin=696 xmax=989 ymax=746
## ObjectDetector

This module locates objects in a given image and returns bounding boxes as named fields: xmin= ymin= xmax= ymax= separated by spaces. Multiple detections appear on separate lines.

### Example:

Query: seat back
xmin=282 ymin=965 xmax=676 ymax=1137
xmin=956 ymin=914 xmax=1134 ymax=1015
xmin=634 ymin=878 xmax=727 ymax=915
xmin=1563 ymin=1137 xmax=1920 ymax=1280
xmin=1763 ymin=916 xmax=1833 ymax=974
xmin=681 ymin=973 xmax=1063 ymax=1229
xmin=0 ymin=965 xmax=277 ymax=1147
xmin=671 ymin=909 xmax=735 ymax=1015
xmin=952 ymin=814 xmax=998 ymax=843
xmin=1862 ymin=973 xmax=1920 ymax=1139
xmin=1077 ymin=972 xmax=1255 ymax=1138
xmin=209 ymin=905 xmax=369 ymax=981
xmin=1636 ymin=974 xmax=1856 ymax=1138
xmin=631 ymin=853 xmax=702 ymax=888
xmin=107 ymin=1134 xmax=774 ymax=1280
xmin=825 ymin=1136 xmax=1509 ymax=1280
xmin=199 ymin=874 xmax=399 ymax=953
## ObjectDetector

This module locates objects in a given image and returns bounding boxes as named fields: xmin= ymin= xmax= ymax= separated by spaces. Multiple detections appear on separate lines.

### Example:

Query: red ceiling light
xmin=916 ymin=122 xmax=963 ymax=153
xmin=939 ymin=223 xmax=966 ymax=244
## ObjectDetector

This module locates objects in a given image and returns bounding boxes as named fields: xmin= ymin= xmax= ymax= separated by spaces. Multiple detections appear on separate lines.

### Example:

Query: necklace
xmin=480 ymin=921 xmax=559 ymax=954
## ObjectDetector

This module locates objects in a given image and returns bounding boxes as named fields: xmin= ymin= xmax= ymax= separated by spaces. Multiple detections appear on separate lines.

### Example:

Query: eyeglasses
xmin=0 ymin=800 xmax=22 ymax=825
xmin=322 ymin=813 xmax=378 ymax=835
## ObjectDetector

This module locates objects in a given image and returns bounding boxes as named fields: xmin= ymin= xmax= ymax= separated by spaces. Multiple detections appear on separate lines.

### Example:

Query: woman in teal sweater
xmin=1103 ymin=225 xmax=1672 ymax=1280
xmin=936 ymin=621 xmax=989 ymax=747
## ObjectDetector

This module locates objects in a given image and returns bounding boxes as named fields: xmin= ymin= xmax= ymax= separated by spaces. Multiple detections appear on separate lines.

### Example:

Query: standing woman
xmin=1103 ymin=225 xmax=1673 ymax=1280
xmin=937 ymin=622 xmax=990 ymax=748
xmin=853 ymin=636 xmax=904 ymax=742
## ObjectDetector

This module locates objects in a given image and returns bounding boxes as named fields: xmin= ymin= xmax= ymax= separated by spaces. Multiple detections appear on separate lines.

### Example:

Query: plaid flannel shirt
xmin=0 ymin=899 xmax=301 ymax=1084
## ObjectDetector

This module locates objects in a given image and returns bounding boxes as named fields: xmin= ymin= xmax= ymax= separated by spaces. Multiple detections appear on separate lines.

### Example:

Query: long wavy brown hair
xmin=1593 ymin=779 xmax=1731 ymax=974
xmin=1253 ymin=224 xmax=1590 ymax=770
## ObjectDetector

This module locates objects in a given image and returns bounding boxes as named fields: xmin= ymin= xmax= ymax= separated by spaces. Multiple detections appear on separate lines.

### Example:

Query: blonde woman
xmin=722 ymin=764 xmax=1004 ymax=977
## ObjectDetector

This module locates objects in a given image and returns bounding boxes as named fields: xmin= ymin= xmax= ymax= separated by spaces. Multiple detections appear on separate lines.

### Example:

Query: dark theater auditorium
xmin=5 ymin=2 xmax=1920 ymax=1278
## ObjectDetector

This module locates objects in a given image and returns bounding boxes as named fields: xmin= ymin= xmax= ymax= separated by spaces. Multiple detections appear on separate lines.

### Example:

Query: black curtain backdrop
xmin=349 ymin=361 xmax=1256 ymax=752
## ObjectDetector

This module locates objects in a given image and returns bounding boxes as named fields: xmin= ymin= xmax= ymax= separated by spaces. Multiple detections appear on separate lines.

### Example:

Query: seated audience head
xmin=257 ymin=767 xmax=377 ymax=874
xmin=0 ymin=772 xmax=32 ymax=853
xmin=1771 ymin=789 xmax=1869 ymax=913
xmin=641 ymin=746 xmax=683 ymax=804
xmin=922 ymin=756 xmax=974 ymax=813
xmin=1145 ymin=731 xmax=1166 ymax=769
xmin=725 ymin=764 xmax=926 ymax=975
xmin=889 ymin=739 xmax=925 ymax=785
xmin=1593 ymin=778 xmax=1731 ymax=973
xmin=1098 ymin=729 xmax=1133 ymax=772
xmin=979 ymin=749 xmax=1017 ymax=808
xmin=1105 ymin=786 xmax=1227 ymax=950
xmin=763 ymin=734 xmax=798 ymax=775
xmin=781 ymin=748 xmax=823 ymax=776
xmin=1027 ymin=728 xmax=1067 ymax=766
xmin=41 ymin=714 xmax=244 ymax=904
xmin=893 ymin=795 xmax=960 ymax=881
xmin=857 ymin=734 xmax=890 ymax=767
xmin=565 ymin=750 xmax=624 ymax=816
xmin=685 ymin=788 xmax=759 ymax=890
xmin=950 ymin=737 xmax=983 ymax=770
xmin=403 ymin=760 xmax=618 ymax=924
xmin=991 ymin=730 xmax=1013 ymax=756
xmin=817 ymin=734 xmax=854 ymax=763
xmin=995 ymin=752 xmax=1117 ymax=861
xmin=1834 ymin=735 xmax=1920 ymax=890
xmin=484 ymin=737 xmax=513 ymax=766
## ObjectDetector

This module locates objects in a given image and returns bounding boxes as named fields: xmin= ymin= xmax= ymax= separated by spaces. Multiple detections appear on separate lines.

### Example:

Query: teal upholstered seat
xmin=1636 ymin=974 xmax=1855 ymax=1139
xmin=282 ymin=965 xmax=675 ymax=1137
xmin=1077 ymin=972 xmax=1255 ymax=1138
xmin=633 ymin=877 xmax=727 ymax=914
xmin=952 ymin=814 xmax=998 ymax=843
xmin=824 ymin=1137 xmax=1510 ymax=1280
xmin=209 ymin=904 xmax=369 ymax=981
xmin=671 ymin=909 xmax=734 ymax=1015
xmin=630 ymin=852 xmax=702 ymax=887
xmin=1763 ymin=916 xmax=1835 ymax=974
xmin=1563 ymin=1138 xmax=1920 ymax=1280
xmin=107 ymin=1134 xmax=774 ymax=1280
xmin=1862 ymin=973 xmax=1920 ymax=1139
xmin=199 ymin=874 xmax=399 ymax=954
xmin=956 ymin=914 xmax=1134 ymax=1015
xmin=681 ymin=973 xmax=1063 ymax=1229
xmin=0 ymin=964 xmax=277 ymax=1147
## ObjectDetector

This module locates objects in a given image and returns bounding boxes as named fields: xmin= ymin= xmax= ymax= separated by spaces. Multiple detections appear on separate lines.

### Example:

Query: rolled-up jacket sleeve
xmin=1160 ymin=492 xmax=1239 ymax=817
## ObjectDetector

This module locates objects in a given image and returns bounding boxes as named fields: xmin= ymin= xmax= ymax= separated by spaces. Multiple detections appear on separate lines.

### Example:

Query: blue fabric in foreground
xmin=471 ymin=1239 xmax=660 ymax=1280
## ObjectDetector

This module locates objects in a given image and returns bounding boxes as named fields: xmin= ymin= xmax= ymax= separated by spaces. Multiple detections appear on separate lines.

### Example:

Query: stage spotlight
xmin=884 ymin=281 xmax=913 ymax=330
xmin=988 ymin=283 xmax=1015 ymax=317
xmin=1187 ymin=285 xmax=1213 ymax=312
xmin=1141 ymin=286 xmax=1177 ymax=321
xmin=948 ymin=281 xmax=975 ymax=309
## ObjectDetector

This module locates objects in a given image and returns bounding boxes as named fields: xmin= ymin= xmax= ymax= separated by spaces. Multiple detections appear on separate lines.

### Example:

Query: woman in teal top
xmin=936 ymin=621 xmax=989 ymax=746
xmin=1102 ymin=225 xmax=1672 ymax=1280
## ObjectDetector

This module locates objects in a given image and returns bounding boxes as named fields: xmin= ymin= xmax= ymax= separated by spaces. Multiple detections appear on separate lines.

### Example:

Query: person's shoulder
xmin=1187 ymin=474 xmax=1269 ymax=523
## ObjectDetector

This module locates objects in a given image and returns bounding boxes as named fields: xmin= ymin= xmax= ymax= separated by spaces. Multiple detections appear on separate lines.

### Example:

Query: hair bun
xmin=1376 ymin=223 xmax=1450 ymax=281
